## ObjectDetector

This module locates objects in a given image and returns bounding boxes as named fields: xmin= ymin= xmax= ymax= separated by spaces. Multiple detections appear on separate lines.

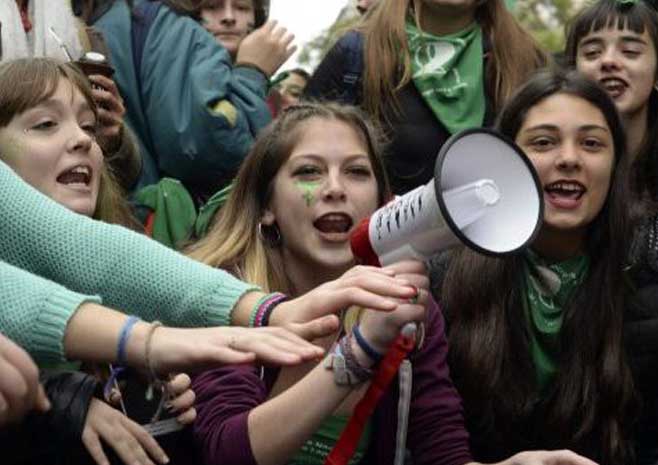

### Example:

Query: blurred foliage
xmin=516 ymin=0 xmax=583 ymax=52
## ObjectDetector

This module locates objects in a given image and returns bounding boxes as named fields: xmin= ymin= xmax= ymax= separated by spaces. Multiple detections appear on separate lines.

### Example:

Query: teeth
xmin=548 ymin=182 xmax=583 ymax=192
xmin=71 ymin=165 xmax=90 ymax=176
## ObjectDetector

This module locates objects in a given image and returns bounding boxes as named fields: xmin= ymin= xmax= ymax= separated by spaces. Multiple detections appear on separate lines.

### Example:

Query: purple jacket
xmin=192 ymin=301 xmax=473 ymax=465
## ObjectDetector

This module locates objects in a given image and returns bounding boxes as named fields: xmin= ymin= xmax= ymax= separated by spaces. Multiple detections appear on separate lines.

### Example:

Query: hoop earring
xmin=258 ymin=222 xmax=282 ymax=247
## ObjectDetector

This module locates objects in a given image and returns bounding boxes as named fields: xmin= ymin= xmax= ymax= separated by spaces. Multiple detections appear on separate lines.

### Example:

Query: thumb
xmin=34 ymin=384 xmax=51 ymax=413
xmin=288 ymin=315 xmax=340 ymax=341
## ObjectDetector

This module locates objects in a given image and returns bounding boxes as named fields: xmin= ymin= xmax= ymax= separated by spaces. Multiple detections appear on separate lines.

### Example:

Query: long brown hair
xmin=0 ymin=58 xmax=138 ymax=229
xmin=359 ymin=0 xmax=547 ymax=121
xmin=442 ymin=70 xmax=636 ymax=465
xmin=187 ymin=102 xmax=391 ymax=294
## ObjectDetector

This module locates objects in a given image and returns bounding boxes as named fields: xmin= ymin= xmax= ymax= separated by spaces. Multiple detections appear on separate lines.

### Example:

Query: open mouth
xmin=56 ymin=164 xmax=92 ymax=189
xmin=545 ymin=180 xmax=586 ymax=201
xmin=600 ymin=77 xmax=628 ymax=99
xmin=313 ymin=213 xmax=354 ymax=235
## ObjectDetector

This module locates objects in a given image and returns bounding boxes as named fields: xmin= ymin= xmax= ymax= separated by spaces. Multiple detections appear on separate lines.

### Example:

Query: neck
xmin=280 ymin=251 xmax=348 ymax=297
xmin=417 ymin=3 xmax=476 ymax=36
xmin=531 ymin=227 xmax=585 ymax=262
xmin=622 ymin=105 xmax=650 ymax=160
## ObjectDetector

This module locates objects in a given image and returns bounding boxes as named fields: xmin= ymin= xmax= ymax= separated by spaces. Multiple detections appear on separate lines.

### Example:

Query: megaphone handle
xmin=324 ymin=329 xmax=415 ymax=465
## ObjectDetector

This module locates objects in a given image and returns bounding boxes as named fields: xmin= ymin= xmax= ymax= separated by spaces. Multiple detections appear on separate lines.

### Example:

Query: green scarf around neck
xmin=405 ymin=20 xmax=485 ymax=134
xmin=523 ymin=251 xmax=590 ymax=390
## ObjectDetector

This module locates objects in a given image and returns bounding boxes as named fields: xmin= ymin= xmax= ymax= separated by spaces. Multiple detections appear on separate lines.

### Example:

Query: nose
xmin=600 ymin=47 xmax=621 ymax=72
xmin=220 ymin=4 xmax=236 ymax=25
xmin=555 ymin=141 xmax=581 ymax=171
xmin=322 ymin=171 xmax=347 ymax=202
xmin=67 ymin=124 xmax=93 ymax=154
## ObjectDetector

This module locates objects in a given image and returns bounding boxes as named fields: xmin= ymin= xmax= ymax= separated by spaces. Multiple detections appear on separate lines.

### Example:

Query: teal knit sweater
xmin=0 ymin=161 xmax=257 ymax=365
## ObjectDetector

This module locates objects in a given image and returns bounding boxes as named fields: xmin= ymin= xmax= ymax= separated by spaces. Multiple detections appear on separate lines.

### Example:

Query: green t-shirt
xmin=288 ymin=415 xmax=372 ymax=465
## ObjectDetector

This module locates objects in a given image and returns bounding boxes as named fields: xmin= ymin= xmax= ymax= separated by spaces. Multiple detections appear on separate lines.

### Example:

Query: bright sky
xmin=269 ymin=0 xmax=351 ymax=71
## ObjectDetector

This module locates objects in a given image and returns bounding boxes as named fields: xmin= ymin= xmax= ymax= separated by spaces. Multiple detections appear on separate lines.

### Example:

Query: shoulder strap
xmin=339 ymin=31 xmax=364 ymax=105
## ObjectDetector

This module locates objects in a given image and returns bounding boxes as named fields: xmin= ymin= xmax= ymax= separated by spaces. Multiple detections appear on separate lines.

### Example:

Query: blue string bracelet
xmin=352 ymin=325 xmax=383 ymax=364
xmin=117 ymin=315 xmax=140 ymax=366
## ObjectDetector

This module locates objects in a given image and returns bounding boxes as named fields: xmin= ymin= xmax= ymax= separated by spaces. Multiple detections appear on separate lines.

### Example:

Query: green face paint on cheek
xmin=295 ymin=180 xmax=320 ymax=207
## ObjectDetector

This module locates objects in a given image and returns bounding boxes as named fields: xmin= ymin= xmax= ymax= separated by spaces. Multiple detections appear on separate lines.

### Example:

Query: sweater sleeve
xmin=0 ymin=260 xmax=101 ymax=364
xmin=140 ymin=8 xmax=271 ymax=187
xmin=0 ymin=160 xmax=257 ymax=330
xmin=192 ymin=364 xmax=267 ymax=465
xmin=407 ymin=300 xmax=473 ymax=465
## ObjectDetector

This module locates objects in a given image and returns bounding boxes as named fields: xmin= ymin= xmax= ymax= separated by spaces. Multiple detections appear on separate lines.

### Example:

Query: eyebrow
xmin=522 ymin=124 xmax=610 ymax=133
xmin=28 ymin=97 xmax=94 ymax=117
xmin=579 ymin=35 xmax=648 ymax=47
xmin=291 ymin=153 xmax=370 ymax=163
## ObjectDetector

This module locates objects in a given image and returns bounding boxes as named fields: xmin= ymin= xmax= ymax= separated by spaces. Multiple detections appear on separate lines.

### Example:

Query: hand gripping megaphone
xmin=325 ymin=128 xmax=543 ymax=465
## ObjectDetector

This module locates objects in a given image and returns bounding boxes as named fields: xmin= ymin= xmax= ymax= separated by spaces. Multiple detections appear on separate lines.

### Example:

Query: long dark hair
xmin=565 ymin=0 xmax=658 ymax=212
xmin=443 ymin=70 xmax=636 ymax=465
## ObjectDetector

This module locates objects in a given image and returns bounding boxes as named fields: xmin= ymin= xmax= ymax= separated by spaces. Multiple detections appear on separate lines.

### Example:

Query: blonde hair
xmin=187 ymin=102 xmax=391 ymax=294
xmin=359 ymin=0 xmax=548 ymax=121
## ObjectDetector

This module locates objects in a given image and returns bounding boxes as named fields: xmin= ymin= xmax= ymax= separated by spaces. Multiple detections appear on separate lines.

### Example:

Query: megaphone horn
xmin=351 ymin=128 xmax=543 ymax=267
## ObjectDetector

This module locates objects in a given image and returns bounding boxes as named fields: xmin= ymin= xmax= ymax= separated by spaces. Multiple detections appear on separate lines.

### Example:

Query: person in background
xmin=271 ymin=68 xmax=311 ymax=111
xmin=87 ymin=0 xmax=294 ymax=203
xmin=305 ymin=0 xmax=546 ymax=195
xmin=1 ymin=0 xmax=142 ymax=192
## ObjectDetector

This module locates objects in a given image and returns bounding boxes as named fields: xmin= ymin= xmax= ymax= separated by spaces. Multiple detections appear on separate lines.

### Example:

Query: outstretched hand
xmin=148 ymin=325 xmax=325 ymax=375
xmin=0 ymin=333 xmax=50 ymax=427
xmin=269 ymin=264 xmax=420 ymax=338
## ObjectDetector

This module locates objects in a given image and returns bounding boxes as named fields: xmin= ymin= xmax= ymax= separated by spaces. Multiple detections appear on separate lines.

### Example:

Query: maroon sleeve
xmin=407 ymin=299 xmax=473 ymax=465
xmin=192 ymin=364 xmax=267 ymax=465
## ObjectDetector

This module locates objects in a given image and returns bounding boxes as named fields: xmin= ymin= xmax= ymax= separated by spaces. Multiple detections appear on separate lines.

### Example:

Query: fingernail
xmin=161 ymin=454 xmax=170 ymax=464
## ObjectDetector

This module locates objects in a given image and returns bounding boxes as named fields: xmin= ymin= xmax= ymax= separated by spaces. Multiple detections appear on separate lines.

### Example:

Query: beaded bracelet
xmin=352 ymin=325 xmax=383 ymax=364
xmin=117 ymin=315 xmax=140 ymax=366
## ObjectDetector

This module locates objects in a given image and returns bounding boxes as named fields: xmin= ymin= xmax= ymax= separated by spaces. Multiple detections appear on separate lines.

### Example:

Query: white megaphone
xmin=351 ymin=128 xmax=543 ymax=266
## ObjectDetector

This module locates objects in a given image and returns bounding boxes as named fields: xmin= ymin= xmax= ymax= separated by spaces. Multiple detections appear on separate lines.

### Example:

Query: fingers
xmin=86 ymin=399 xmax=169 ymax=465
xmin=0 ymin=336 xmax=42 ymax=424
xmin=165 ymin=374 xmax=191 ymax=396
xmin=82 ymin=427 xmax=110 ymax=465
xmin=228 ymin=327 xmax=324 ymax=365
xmin=34 ymin=384 xmax=51 ymax=413
xmin=123 ymin=417 xmax=169 ymax=464
xmin=166 ymin=388 xmax=195 ymax=413
xmin=176 ymin=407 xmax=197 ymax=425
xmin=287 ymin=315 xmax=340 ymax=341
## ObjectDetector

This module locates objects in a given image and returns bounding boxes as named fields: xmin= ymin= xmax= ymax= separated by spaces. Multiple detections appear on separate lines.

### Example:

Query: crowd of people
xmin=0 ymin=0 xmax=657 ymax=465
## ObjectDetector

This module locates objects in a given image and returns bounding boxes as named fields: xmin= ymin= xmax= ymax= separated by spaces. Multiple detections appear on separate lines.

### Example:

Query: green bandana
xmin=523 ymin=251 xmax=590 ymax=390
xmin=405 ymin=20 xmax=485 ymax=134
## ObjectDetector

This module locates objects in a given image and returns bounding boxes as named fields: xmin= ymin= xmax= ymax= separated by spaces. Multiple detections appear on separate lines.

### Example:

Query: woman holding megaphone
xmin=188 ymin=102 xmax=595 ymax=465
xmin=433 ymin=69 xmax=658 ymax=464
